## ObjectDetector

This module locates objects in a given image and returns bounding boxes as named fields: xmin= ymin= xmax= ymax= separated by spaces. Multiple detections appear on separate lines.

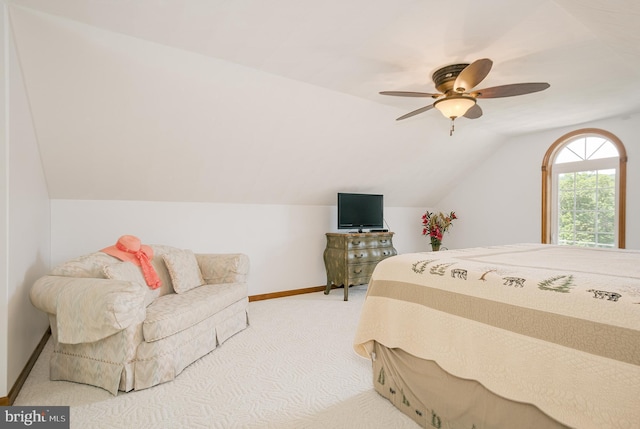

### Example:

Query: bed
xmin=353 ymin=243 xmax=640 ymax=429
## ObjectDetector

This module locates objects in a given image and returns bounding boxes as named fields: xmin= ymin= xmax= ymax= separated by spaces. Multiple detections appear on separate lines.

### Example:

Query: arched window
xmin=542 ymin=129 xmax=626 ymax=248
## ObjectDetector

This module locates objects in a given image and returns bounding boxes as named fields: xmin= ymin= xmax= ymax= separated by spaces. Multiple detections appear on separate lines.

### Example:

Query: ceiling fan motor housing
xmin=432 ymin=63 xmax=469 ymax=93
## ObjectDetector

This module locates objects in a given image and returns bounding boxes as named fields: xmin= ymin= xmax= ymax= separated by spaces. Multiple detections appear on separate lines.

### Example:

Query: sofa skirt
xmin=50 ymin=299 xmax=249 ymax=395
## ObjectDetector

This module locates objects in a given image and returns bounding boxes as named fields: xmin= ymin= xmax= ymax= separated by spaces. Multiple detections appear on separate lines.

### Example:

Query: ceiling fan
xmin=380 ymin=58 xmax=550 ymax=135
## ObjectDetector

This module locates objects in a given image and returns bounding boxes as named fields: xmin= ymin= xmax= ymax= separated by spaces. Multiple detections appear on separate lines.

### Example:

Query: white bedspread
xmin=354 ymin=243 xmax=640 ymax=429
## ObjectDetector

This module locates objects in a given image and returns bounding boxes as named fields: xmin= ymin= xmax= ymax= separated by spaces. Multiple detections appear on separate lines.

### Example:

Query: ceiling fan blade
xmin=463 ymin=104 xmax=483 ymax=119
xmin=380 ymin=91 xmax=440 ymax=98
xmin=396 ymin=104 xmax=435 ymax=121
xmin=454 ymin=58 xmax=493 ymax=92
xmin=472 ymin=82 xmax=550 ymax=98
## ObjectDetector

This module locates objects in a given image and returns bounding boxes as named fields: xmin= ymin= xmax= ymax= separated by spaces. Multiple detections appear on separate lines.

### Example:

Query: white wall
xmin=1 ymin=2 xmax=9 ymax=398
xmin=437 ymin=113 xmax=640 ymax=250
xmin=51 ymin=201 xmax=426 ymax=296
xmin=1 ymin=2 xmax=51 ymax=399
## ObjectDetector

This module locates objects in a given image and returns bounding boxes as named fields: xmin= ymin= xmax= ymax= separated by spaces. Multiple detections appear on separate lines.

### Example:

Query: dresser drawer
xmin=347 ymin=235 xmax=393 ymax=250
xmin=373 ymin=237 xmax=393 ymax=248
xmin=346 ymin=238 xmax=368 ymax=250
xmin=347 ymin=248 xmax=395 ymax=263
xmin=347 ymin=262 xmax=378 ymax=281
xmin=349 ymin=276 xmax=373 ymax=287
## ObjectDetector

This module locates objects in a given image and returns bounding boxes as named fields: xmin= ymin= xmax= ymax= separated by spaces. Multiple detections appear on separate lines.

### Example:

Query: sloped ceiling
xmin=7 ymin=0 xmax=640 ymax=206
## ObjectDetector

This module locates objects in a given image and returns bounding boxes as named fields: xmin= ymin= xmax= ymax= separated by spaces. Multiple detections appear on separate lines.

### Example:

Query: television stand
xmin=323 ymin=231 xmax=396 ymax=301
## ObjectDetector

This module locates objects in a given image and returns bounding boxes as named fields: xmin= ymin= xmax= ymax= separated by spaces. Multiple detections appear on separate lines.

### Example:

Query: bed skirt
xmin=371 ymin=341 xmax=570 ymax=429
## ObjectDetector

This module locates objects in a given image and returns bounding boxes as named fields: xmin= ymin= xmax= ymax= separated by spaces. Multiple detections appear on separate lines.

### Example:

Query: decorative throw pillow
xmin=150 ymin=254 xmax=175 ymax=297
xmin=162 ymin=249 xmax=205 ymax=293
xmin=103 ymin=261 xmax=160 ymax=307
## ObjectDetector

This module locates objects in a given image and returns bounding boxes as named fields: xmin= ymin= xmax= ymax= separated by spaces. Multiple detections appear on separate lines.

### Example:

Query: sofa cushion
xmin=103 ymin=261 xmax=160 ymax=307
xmin=162 ymin=249 xmax=204 ymax=293
xmin=142 ymin=282 xmax=248 ymax=342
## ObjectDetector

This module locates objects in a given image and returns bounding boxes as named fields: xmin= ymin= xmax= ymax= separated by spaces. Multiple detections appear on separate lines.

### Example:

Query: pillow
xmin=103 ymin=261 xmax=160 ymax=307
xmin=150 ymin=254 xmax=175 ymax=297
xmin=162 ymin=249 xmax=205 ymax=293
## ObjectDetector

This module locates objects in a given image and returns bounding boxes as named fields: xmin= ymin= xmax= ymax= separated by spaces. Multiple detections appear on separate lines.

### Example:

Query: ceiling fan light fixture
xmin=434 ymin=96 xmax=476 ymax=119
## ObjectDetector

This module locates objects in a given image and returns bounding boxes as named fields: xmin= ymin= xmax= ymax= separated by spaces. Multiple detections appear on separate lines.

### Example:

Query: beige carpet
xmin=15 ymin=285 xmax=417 ymax=428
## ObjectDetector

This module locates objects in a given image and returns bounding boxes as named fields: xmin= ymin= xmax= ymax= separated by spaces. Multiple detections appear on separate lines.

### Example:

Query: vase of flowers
xmin=421 ymin=210 xmax=457 ymax=251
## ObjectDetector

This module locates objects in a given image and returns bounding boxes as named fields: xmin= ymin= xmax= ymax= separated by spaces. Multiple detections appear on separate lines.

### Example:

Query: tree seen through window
xmin=557 ymin=169 xmax=615 ymax=247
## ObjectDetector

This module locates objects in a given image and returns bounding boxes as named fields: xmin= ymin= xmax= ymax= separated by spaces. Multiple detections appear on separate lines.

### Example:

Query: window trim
xmin=541 ymin=128 xmax=627 ymax=248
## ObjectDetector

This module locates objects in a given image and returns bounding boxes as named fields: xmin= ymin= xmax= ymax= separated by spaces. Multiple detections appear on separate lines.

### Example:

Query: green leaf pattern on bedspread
xmin=409 ymin=258 xmax=625 ymax=302
xmin=538 ymin=275 xmax=574 ymax=292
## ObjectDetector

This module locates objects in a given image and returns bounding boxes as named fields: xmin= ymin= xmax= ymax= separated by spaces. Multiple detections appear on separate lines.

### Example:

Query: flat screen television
xmin=337 ymin=193 xmax=384 ymax=231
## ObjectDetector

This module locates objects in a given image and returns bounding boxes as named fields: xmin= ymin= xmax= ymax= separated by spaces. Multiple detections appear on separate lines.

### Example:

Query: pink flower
xmin=421 ymin=210 xmax=457 ymax=241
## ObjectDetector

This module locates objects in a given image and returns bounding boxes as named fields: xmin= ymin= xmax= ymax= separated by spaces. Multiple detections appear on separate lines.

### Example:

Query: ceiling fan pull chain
xmin=450 ymin=118 xmax=455 ymax=136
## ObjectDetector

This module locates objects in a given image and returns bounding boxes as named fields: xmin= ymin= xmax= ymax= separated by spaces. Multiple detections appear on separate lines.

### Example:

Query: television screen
xmin=337 ymin=193 xmax=384 ymax=230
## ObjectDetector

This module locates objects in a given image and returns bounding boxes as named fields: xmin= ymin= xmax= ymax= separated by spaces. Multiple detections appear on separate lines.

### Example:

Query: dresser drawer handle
xmin=355 ymin=253 xmax=364 ymax=258
xmin=353 ymin=240 xmax=361 ymax=245
xmin=354 ymin=268 xmax=363 ymax=274
xmin=383 ymin=251 xmax=390 ymax=256
xmin=380 ymin=239 xmax=388 ymax=243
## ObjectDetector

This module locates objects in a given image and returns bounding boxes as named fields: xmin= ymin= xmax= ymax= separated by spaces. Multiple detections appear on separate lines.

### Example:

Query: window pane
xmin=596 ymin=208 xmax=614 ymax=228
xmin=586 ymin=138 xmax=618 ymax=160
xmin=575 ymin=231 xmax=596 ymax=246
xmin=597 ymin=189 xmax=615 ymax=212
xmin=557 ymin=173 xmax=575 ymax=212
xmin=555 ymin=137 xmax=618 ymax=164
xmin=558 ymin=172 xmax=574 ymax=190
xmin=575 ymin=210 xmax=596 ymax=232
xmin=555 ymin=144 xmax=584 ymax=163
xmin=596 ymin=234 xmax=615 ymax=247
xmin=575 ymin=188 xmax=595 ymax=208
xmin=558 ymin=198 xmax=574 ymax=212
xmin=558 ymin=229 xmax=574 ymax=245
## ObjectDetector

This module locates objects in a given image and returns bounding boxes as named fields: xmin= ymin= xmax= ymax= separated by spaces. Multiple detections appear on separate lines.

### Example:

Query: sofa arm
xmin=195 ymin=253 xmax=249 ymax=285
xmin=30 ymin=275 xmax=146 ymax=344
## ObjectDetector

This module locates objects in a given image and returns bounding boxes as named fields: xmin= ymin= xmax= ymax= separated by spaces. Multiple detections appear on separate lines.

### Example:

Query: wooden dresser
xmin=323 ymin=232 xmax=397 ymax=301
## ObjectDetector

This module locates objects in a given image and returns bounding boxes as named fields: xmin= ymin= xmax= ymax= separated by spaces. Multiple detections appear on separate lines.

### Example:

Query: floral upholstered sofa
xmin=30 ymin=243 xmax=249 ymax=395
